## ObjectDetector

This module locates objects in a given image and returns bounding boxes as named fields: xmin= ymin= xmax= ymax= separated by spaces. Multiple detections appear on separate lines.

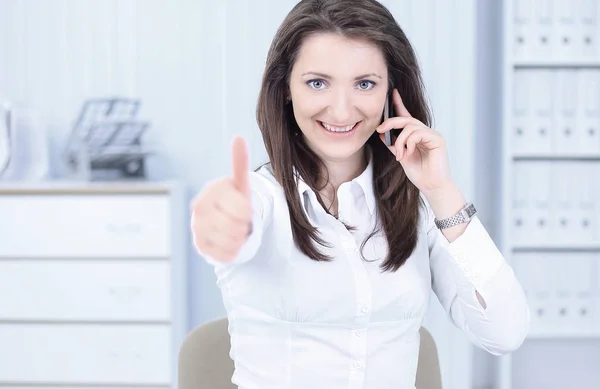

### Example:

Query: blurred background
xmin=0 ymin=0 xmax=599 ymax=389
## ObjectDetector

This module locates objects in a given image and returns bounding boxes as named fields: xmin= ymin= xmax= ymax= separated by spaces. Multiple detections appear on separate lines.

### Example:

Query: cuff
xmin=446 ymin=216 xmax=505 ymax=289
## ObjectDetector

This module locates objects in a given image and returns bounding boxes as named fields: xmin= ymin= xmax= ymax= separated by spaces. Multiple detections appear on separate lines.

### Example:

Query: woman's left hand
xmin=376 ymin=88 xmax=454 ymax=198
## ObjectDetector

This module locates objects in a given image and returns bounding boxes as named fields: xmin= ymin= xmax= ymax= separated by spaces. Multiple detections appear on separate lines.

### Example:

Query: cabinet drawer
xmin=0 ymin=260 xmax=170 ymax=321
xmin=0 ymin=324 xmax=171 ymax=384
xmin=0 ymin=195 xmax=170 ymax=257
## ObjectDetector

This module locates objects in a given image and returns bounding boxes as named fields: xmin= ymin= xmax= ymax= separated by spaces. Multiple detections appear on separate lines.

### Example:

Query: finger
xmin=393 ymin=125 xmax=419 ymax=160
xmin=208 ymin=228 xmax=248 ymax=253
xmin=215 ymin=182 xmax=253 ymax=222
xmin=192 ymin=210 xmax=248 ymax=256
xmin=393 ymin=88 xmax=412 ymax=118
xmin=376 ymin=116 xmax=424 ymax=134
xmin=212 ymin=211 xmax=251 ymax=243
xmin=406 ymin=132 xmax=424 ymax=158
xmin=403 ymin=129 xmax=436 ymax=160
xmin=232 ymin=136 xmax=250 ymax=197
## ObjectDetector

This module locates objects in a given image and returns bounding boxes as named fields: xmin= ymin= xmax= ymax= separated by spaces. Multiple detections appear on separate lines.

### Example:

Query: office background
xmin=0 ymin=1 xmax=598 ymax=389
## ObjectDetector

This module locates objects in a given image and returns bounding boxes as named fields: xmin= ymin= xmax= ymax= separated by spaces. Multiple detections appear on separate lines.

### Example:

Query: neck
xmin=316 ymin=147 xmax=368 ymax=217
xmin=319 ymin=148 xmax=367 ymax=190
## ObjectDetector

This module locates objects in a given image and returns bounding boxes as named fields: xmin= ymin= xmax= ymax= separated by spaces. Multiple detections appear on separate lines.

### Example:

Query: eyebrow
xmin=301 ymin=72 xmax=382 ymax=80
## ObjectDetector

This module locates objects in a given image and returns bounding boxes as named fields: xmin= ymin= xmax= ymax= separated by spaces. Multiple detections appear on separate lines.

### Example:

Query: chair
xmin=179 ymin=317 xmax=442 ymax=389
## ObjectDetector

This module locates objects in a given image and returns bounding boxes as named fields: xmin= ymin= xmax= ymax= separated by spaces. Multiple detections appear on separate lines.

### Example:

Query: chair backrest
xmin=178 ymin=317 xmax=442 ymax=389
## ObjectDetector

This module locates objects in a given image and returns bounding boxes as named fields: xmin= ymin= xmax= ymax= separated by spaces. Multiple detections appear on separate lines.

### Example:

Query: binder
xmin=513 ymin=70 xmax=532 ymax=155
xmin=530 ymin=253 xmax=552 ymax=333
xmin=552 ymin=69 xmax=579 ymax=154
xmin=528 ymin=161 xmax=552 ymax=244
xmin=550 ymin=161 xmax=577 ymax=242
xmin=514 ymin=0 xmax=534 ymax=61
xmin=530 ymin=70 xmax=554 ymax=154
xmin=553 ymin=0 xmax=577 ymax=61
xmin=512 ymin=162 xmax=530 ymax=245
xmin=571 ymin=253 xmax=595 ymax=332
xmin=576 ymin=70 xmax=600 ymax=155
xmin=534 ymin=0 xmax=554 ymax=59
xmin=579 ymin=0 xmax=598 ymax=59
xmin=574 ymin=162 xmax=597 ymax=242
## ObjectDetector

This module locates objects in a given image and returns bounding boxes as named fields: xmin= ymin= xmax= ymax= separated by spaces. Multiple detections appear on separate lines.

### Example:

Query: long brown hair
xmin=256 ymin=0 xmax=431 ymax=272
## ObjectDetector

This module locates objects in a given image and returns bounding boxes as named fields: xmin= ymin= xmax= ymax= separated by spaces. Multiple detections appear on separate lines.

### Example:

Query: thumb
xmin=231 ymin=136 xmax=250 ymax=197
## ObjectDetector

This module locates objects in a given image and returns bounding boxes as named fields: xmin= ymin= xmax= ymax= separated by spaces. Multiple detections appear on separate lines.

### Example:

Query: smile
xmin=319 ymin=121 xmax=359 ymax=133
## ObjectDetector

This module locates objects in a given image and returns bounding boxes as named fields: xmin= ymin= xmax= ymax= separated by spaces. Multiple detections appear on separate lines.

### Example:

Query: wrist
xmin=423 ymin=182 xmax=466 ymax=220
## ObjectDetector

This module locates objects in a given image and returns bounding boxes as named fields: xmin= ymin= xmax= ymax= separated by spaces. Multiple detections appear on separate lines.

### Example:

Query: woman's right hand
xmin=191 ymin=136 xmax=253 ymax=263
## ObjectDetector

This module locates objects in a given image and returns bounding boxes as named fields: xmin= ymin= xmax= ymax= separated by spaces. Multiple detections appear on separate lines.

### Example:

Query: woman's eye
xmin=307 ymin=79 xmax=327 ymax=90
xmin=357 ymin=80 xmax=376 ymax=90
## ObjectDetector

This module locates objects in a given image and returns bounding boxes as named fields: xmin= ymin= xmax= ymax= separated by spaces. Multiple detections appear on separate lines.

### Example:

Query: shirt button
xmin=354 ymin=330 xmax=362 ymax=337
xmin=353 ymin=361 xmax=363 ymax=369
xmin=361 ymin=306 xmax=369 ymax=313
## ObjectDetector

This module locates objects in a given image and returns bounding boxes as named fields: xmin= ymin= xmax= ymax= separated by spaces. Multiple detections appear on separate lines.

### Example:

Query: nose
xmin=328 ymin=90 xmax=353 ymax=124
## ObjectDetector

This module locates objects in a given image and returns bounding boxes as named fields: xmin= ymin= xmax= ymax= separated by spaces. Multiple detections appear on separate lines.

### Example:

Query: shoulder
xmin=248 ymin=163 xmax=285 ymax=216
xmin=249 ymin=163 xmax=280 ymax=196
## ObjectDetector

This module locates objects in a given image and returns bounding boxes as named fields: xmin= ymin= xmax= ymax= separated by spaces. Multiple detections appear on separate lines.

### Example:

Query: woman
xmin=191 ymin=0 xmax=529 ymax=388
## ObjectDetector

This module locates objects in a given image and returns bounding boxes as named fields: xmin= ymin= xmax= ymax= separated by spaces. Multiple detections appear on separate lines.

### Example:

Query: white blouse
xmin=196 ymin=155 xmax=530 ymax=389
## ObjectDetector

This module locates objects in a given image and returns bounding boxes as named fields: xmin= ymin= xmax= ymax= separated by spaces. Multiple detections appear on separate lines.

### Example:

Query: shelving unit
xmin=500 ymin=1 xmax=600 ymax=388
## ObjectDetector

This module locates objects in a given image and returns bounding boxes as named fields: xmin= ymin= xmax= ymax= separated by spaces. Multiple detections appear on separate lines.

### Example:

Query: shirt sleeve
xmin=196 ymin=171 xmax=274 ymax=267
xmin=425 ymin=202 xmax=530 ymax=355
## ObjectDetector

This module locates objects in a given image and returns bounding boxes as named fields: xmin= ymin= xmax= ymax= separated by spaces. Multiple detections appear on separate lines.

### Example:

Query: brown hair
xmin=256 ymin=0 xmax=431 ymax=272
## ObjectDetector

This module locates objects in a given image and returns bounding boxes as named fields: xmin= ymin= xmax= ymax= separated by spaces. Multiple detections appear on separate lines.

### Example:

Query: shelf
xmin=512 ymin=153 xmax=600 ymax=161
xmin=512 ymin=243 xmax=600 ymax=252
xmin=514 ymin=59 xmax=600 ymax=68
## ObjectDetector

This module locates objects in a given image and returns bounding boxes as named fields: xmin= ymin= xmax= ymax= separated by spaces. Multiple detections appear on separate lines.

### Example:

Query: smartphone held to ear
xmin=382 ymin=94 xmax=402 ymax=147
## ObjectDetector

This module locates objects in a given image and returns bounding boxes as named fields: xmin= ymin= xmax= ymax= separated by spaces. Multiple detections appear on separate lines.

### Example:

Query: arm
xmin=425 ymin=190 xmax=530 ymax=355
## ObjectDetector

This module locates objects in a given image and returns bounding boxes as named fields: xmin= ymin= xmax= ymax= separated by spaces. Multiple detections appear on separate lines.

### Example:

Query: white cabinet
xmin=0 ymin=183 xmax=187 ymax=389
xmin=500 ymin=1 xmax=600 ymax=388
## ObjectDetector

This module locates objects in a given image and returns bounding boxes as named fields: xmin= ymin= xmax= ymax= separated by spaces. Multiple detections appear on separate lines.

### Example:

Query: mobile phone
xmin=383 ymin=95 xmax=393 ymax=146
xmin=382 ymin=89 xmax=404 ymax=147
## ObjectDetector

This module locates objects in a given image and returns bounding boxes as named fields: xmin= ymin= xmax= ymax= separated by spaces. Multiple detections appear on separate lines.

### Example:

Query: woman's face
xmin=288 ymin=33 xmax=389 ymax=162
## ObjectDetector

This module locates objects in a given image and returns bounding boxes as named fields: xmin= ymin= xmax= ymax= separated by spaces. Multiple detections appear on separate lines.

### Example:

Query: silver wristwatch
xmin=434 ymin=203 xmax=477 ymax=230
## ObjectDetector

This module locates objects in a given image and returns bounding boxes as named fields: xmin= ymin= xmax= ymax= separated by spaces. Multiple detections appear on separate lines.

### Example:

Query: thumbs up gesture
xmin=191 ymin=136 xmax=253 ymax=263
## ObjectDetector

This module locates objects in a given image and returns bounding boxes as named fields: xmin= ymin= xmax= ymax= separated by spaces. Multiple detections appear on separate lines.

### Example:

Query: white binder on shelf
xmin=554 ymin=0 xmax=578 ymax=61
xmin=552 ymin=69 xmax=579 ymax=154
xmin=550 ymin=161 xmax=578 ymax=243
xmin=528 ymin=161 xmax=552 ymax=244
xmin=530 ymin=70 xmax=554 ymax=154
xmin=512 ymin=162 xmax=530 ymax=245
xmin=512 ymin=70 xmax=532 ymax=155
xmin=514 ymin=0 xmax=534 ymax=61
xmin=571 ymin=253 xmax=596 ymax=332
xmin=574 ymin=163 xmax=598 ymax=242
xmin=529 ymin=253 xmax=553 ymax=334
xmin=552 ymin=252 xmax=573 ymax=333
xmin=576 ymin=70 xmax=600 ymax=155
xmin=578 ymin=0 xmax=598 ymax=60
xmin=533 ymin=0 xmax=554 ymax=60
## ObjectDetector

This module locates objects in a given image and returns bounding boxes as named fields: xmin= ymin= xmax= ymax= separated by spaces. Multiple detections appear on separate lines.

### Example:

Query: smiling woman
xmin=190 ymin=1 xmax=530 ymax=388
xmin=290 ymin=34 xmax=387 ymax=162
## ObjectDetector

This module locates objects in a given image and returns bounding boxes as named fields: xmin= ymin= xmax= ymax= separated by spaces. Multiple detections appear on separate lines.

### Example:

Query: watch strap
xmin=434 ymin=203 xmax=477 ymax=230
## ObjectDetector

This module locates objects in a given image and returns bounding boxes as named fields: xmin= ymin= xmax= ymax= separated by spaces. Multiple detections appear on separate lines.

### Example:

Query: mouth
xmin=318 ymin=120 xmax=360 ymax=136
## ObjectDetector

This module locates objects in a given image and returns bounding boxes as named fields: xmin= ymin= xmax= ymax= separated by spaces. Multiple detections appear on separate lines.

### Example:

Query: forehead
xmin=293 ymin=33 xmax=387 ymax=77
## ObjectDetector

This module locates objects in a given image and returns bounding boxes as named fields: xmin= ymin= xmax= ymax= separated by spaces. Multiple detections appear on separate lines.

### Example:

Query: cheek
xmin=362 ymin=98 xmax=386 ymax=123
xmin=292 ymin=99 xmax=322 ymax=124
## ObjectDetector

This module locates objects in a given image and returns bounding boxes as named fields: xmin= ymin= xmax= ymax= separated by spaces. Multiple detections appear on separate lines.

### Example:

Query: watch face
xmin=465 ymin=204 xmax=477 ymax=218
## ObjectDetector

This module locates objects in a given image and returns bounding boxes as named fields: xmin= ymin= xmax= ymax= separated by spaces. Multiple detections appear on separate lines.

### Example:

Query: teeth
xmin=321 ymin=122 xmax=357 ymax=132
